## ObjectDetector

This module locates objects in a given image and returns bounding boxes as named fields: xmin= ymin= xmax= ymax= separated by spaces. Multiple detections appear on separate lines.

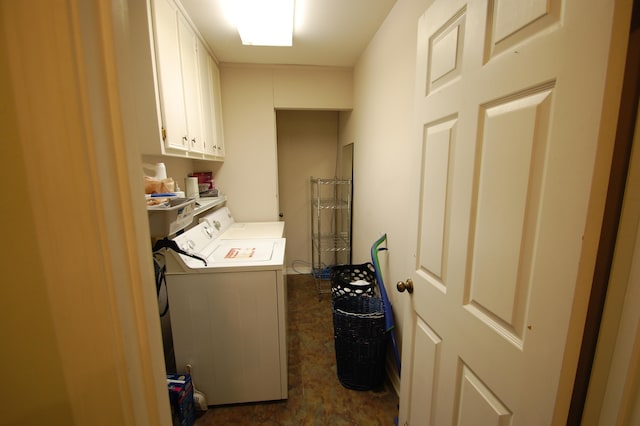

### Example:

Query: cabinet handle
xmin=191 ymin=138 xmax=196 ymax=145
xmin=182 ymin=136 xmax=188 ymax=142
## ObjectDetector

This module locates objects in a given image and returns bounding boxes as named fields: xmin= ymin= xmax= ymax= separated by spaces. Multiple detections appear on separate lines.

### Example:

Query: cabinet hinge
xmin=161 ymin=127 xmax=166 ymax=141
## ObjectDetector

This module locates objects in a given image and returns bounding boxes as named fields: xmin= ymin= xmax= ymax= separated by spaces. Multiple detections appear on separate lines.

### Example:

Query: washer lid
xmin=206 ymin=240 xmax=275 ymax=262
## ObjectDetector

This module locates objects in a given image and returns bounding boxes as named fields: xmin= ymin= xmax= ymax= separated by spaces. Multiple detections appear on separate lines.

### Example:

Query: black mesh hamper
xmin=332 ymin=294 xmax=388 ymax=390
xmin=330 ymin=262 xmax=377 ymax=299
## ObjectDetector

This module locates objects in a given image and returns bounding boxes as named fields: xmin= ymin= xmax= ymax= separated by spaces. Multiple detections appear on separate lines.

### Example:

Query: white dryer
xmin=199 ymin=206 xmax=285 ymax=239
xmin=164 ymin=209 xmax=287 ymax=406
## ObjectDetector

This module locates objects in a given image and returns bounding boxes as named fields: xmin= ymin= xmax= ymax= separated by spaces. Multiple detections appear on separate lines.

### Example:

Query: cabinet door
xmin=198 ymin=43 xmax=225 ymax=158
xmin=151 ymin=0 xmax=188 ymax=151
xmin=209 ymin=56 xmax=225 ymax=158
xmin=197 ymin=39 xmax=216 ymax=157
xmin=177 ymin=14 xmax=204 ymax=153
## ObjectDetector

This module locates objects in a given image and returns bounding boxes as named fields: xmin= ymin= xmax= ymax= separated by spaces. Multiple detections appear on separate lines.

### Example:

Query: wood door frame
xmin=2 ymin=0 xmax=173 ymax=423
xmin=570 ymin=1 xmax=640 ymax=422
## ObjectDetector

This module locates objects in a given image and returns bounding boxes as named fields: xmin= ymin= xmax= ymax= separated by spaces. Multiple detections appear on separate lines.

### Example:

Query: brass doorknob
xmin=396 ymin=278 xmax=414 ymax=294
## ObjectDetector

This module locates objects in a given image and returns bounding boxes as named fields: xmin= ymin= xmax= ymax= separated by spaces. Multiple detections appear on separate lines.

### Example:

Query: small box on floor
xmin=167 ymin=374 xmax=195 ymax=426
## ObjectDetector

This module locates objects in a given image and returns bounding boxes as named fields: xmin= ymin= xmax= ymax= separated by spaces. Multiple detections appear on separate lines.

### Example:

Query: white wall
xmin=217 ymin=66 xmax=280 ymax=221
xmin=273 ymin=67 xmax=352 ymax=109
xmin=342 ymin=0 xmax=435 ymax=387
xmin=218 ymin=64 xmax=353 ymax=221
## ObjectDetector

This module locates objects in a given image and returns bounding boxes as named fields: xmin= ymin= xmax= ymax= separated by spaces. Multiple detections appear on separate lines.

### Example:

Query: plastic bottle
xmin=142 ymin=162 xmax=168 ymax=180
xmin=155 ymin=163 xmax=167 ymax=179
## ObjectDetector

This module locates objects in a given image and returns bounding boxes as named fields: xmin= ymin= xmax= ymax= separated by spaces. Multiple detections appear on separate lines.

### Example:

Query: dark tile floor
xmin=194 ymin=274 xmax=399 ymax=425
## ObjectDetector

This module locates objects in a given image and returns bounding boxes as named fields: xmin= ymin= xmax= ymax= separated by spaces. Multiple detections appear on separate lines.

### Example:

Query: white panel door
xmin=399 ymin=0 xmax=622 ymax=424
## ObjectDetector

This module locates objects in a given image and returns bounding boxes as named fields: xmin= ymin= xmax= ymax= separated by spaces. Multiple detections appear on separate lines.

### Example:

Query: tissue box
xmin=167 ymin=374 xmax=195 ymax=426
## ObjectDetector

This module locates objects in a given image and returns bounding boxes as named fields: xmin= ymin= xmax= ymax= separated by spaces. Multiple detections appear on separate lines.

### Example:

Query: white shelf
xmin=193 ymin=195 xmax=226 ymax=216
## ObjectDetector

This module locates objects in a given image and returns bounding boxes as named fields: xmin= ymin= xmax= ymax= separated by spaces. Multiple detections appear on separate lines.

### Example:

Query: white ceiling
xmin=179 ymin=0 xmax=398 ymax=67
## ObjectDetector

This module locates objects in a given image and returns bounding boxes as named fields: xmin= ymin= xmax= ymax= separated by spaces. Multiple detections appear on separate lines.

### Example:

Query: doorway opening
xmin=275 ymin=110 xmax=353 ymax=275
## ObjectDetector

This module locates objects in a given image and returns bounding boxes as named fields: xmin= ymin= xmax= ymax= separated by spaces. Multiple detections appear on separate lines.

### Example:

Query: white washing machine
xmin=164 ymin=209 xmax=286 ymax=406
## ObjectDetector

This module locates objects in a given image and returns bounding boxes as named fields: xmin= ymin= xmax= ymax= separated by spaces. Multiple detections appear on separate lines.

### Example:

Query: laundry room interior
xmin=3 ymin=0 xmax=640 ymax=425
xmin=136 ymin=6 xmax=397 ymax=418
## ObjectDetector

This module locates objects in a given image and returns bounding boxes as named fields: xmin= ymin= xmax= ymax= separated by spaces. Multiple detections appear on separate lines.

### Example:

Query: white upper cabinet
xmin=177 ymin=13 xmax=204 ymax=153
xmin=210 ymin=56 xmax=225 ymax=158
xmin=151 ymin=0 xmax=188 ymax=151
xmin=148 ymin=0 xmax=224 ymax=160
xmin=198 ymin=40 xmax=225 ymax=158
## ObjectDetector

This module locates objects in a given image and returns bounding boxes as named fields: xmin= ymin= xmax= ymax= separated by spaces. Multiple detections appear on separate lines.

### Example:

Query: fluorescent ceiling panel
xmin=224 ymin=0 xmax=294 ymax=46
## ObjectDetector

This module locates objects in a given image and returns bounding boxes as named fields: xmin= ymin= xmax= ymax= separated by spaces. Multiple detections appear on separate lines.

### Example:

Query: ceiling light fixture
xmin=223 ymin=0 xmax=294 ymax=47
